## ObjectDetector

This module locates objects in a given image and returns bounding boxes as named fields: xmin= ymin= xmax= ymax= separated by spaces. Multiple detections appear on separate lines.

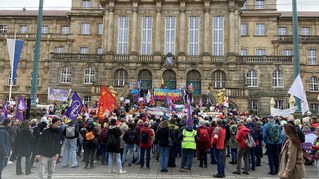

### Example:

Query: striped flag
xmin=7 ymin=39 xmax=24 ymax=79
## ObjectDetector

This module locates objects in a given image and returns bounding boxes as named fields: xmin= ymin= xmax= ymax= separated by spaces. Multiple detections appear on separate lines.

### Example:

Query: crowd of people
xmin=0 ymin=103 xmax=319 ymax=179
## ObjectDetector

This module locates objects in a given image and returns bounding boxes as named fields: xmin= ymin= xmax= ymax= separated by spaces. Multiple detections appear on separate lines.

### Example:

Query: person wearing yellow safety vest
xmin=178 ymin=125 xmax=198 ymax=173
xmin=312 ymin=126 xmax=319 ymax=176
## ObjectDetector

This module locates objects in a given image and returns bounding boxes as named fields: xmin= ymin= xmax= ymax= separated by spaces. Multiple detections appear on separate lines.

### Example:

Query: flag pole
xmin=8 ymin=32 xmax=16 ymax=102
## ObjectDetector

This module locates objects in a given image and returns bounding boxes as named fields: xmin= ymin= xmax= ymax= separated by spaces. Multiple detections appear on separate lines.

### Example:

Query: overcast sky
xmin=0 ymin=0 xmax=318 ymax=11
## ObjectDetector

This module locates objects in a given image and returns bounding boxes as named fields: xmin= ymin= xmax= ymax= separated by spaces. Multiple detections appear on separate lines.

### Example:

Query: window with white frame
xmin=255 ymin=23 xmax=265 ymax=35
xmin=98 ymin=23 xmax=103 ymax=35
xmin=255 ymin=0 xmax=265 ymax=9
xmin=118 ymin=16 xmax=129 ymax=54
xmin=213 ymin=16 xmax=224 ymax=56
xmin=83 ymin=96 xmax=91 ymax=105
xmin=61 ymin=26 xmax=70 ymax=34
xmin=240 ymin=49 xmax=248 ymax=55
xmin=30 ymin=72 xmax=39 ymax=86
xmin=309 ymin=76 xmax=319 ymax=92
xmin=283 ymin=49 xmax=292 ymax=56
xmin=80 ymin=47 xmax=89 ymax=54
xmin=0 ymin=25 xmax=7 ymax=33
xmin=278 ymin=27 xmax=287 ymax=35
xmin=275 ymin=99 xmax=284 ymax=109
xmin=241 ymin=23 xmax=248 ymax=36
xmin=249 ymin=99 xmax=258 ymax=111
xmin=20 ymin=25 xmax=28 ymax=34
xmin=41 ymin=26 xmax=48 ymax=34
xmin=246 ymin=69 xmax=258 ymax=87
xmin=272 ymin=70 xmax=284 ymax=87
xmin=213 ymin=70 xmax=226 ymax=88
xmin=141 ymin=17 xmax=153 ymax=55
xmin=82 ymin=0 xmax=91 ymax=9
xmin=256 ymin=49 xmax=265 ymax=56
xmin=60 ymin=67 xmax=71 ymax=83
xmin=188 ymin=16 xmax=200 ymax=55
xmin=81 ymin=23 xmax=90 ymax=34
xmin=113 ymin=69 xmax=127 ymax=86
xmin=97 ymin=48 xmax=102 ymax=54
xmin=8 ymin=71 xmax=17 ymax=86
xmin=308 ymin=49 xmax=317 ymax=65
xmin=164 ymin=16 xmax=176 ymax=55
xmin=55 ymin=47 xmax=64 ymax=53
xmin=301 ymin=27 xmax=310 ymax=35
xmin=310 ymin=103 xmax=319 ymax=114
xmin=242 ymin=1 xmax=247 ymax=9
xmin=84 ymin=67 xmax=95 ymax=84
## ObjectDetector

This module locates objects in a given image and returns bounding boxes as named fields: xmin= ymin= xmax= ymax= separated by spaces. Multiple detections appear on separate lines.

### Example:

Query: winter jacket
xmin=196 ymin=126 xmax=210 ymax=150
xmin=36 ymin=127 xmax=63 ymax=158
xmin=236 ymin=125 xmax=250 ymax=148
xmin=155 ymin=127 xmax=170 ymax=147
xmin=211 ymin=126 xmax=226 ymax=150
xmin=139 ymin=127 xmax=154 ymax=149
xmin=0 ymin=126 xmax=10 ymax=159
xmin=15 ymin=128 xmax=34 ymax=157
xmin=106 ymin=125 xmax=121 ymax=153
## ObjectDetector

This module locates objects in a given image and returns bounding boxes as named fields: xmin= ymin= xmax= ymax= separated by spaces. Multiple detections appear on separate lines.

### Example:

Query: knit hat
xmin=40 ymin=116 xmax=48 ymax=123
xmin=51 ymin=117 xmax=61 ymax=125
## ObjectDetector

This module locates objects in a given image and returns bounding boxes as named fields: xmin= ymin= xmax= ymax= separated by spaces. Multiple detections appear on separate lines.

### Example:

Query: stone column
xmin=228 ymin=7 xmax=235 ymax=53
xmin=179 ymin=10 xmax=185 ymax=53
xmin=102 ymin=10 xmax=109 ymax=51
xmin=107 ymin=7 xmax=114 ymax=52
xmin=155 ymin=4 xmax=162 ymax=53
xmin=204 ymin=9 xmax=210 ymax=53
xmin=131 ymin=5 xmax=138 ymax=53
xmin=234 ymin=9 xmax=240 ymax=53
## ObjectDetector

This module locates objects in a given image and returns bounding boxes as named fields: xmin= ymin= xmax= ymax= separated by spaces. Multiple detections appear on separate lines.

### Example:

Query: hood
xmin=245 ymin=123 xmax=255 ymax=129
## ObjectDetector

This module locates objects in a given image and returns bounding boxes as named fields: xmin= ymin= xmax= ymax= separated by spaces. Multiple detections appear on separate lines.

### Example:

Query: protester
xmin=122 ymin=122 xmax=137 ymax=167
xmin=245 ymin=117 xmax=258 ymax=170
xmin=62 ymin=118 xmax=80 ymax=168
xmin=233 ymin=121 xmax=250 ymax=175
xmin=211 ymin=119 xmax=226 ymax=178
xmin=0 ymin=121 xmax=11 ymax=179
xmin=155 ymin=120 xmax=171 ymax=172
xmin=139 ymin=121 xmax=154 ymax=169
xmin=229 ymin=120 xmax=238 ymax=164
xmin=179 ymin=124 xmax=197 ymax=173
xmin=83 ymin=120 xmax=98 ymax=169
xmin=312 ymin=126 xmax=319 ymax=176
xmin=197 ymin=120 xmax=210 ymax=168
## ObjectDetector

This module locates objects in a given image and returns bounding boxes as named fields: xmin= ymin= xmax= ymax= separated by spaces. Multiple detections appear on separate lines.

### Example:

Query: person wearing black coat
xmin=155 ymin=120 xmax=171 ymax=172
xmin=0 ymin=122 xmax=11 ymax=179
xmin=15 ymin=121 xmax=34 ymax=175
xmin=83 ymin=121 xmax=98 ymax=169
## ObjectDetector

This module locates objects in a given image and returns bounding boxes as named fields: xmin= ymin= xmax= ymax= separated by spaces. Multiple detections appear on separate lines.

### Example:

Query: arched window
xmin=246 ymin=69 xmax=258 ymax=87
xmin=8 ymin=71 xmax=17 ymax=86
xmin=60 ymin=67 xmax=71 ymax=83
xmin=272 ymin=70 xmax=283 ymax=87
xmin=212 ymin=70 xmax=226 ymax=88
xmin=138 ymin=69 xmax=152 ymax=89
xmin=30 ymin=72 xmax=39 ymax=86
xmin=309 ymin=76 xmax=319 ymax=92
xmin=186 ymin=70 xmax=201 ymax=95
xmin=84 ymin=67 xmax=95 ymax=84
xmin=113 ymin=69 xmax=127 ymax=86
xmin=162 ymin=70 xmax=176 ymax=89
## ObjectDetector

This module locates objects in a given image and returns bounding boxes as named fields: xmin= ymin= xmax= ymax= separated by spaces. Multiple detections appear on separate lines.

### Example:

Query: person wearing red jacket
xmin=233 ymin=122 xmax=251 ymax=175
xmin=211 ymin=119 xmax=226 ymax=178
xmin=139 ymin=122 xmax=154 ymax=169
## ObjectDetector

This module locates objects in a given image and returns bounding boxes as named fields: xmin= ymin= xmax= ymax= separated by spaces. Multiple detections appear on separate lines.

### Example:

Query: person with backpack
xmin=196 ymin=120 xmax=210 ymax=168
xmin=107 ymin=119 xmax=126 ymax=174
xmin=245 ymin=117 xmax=258 ymax=170
xmin=61 ymin=118 xmax=80 ymax=168
xmin=83 ymin=120 xmax=98 ymax=169
xmin=139 ymin=121 xmax=154 ymax=169
xmin=155 ymin=120 xmax=171 ymax=172
xmin=99 ymin=121 xmax=109 ymax=165
xmin=211 ymin=119 xmax=226 ymax=178
xmin=263 ymin=115 xmax=281 ymax=175
xmin=122 ymin=123 xmax=137 ymax=167
xmin=229 ymin=120 xmax=238 ymax=164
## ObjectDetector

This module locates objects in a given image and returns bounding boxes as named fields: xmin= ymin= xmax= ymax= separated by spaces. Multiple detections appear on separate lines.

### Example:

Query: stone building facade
xmin=0 ymin=0 xmax=319 ymax=116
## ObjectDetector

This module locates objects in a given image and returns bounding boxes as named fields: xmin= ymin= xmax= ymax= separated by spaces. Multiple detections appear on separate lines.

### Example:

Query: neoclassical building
xmin=0 ymin=0 xmax=319 ymax=116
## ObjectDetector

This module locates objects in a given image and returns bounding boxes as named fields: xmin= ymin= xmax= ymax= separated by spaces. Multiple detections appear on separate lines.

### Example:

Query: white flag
xmin=288 ymin=74 xmax=309 ymax=115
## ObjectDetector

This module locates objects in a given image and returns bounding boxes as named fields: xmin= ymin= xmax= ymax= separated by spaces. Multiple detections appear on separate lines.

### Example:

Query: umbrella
xmin=289 ymin=94 xmax=295 ymax=108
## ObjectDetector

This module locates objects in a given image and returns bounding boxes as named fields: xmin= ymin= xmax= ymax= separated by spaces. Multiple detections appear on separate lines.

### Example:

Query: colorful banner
xmin=48 ymin=87 xmax=71 ymax=101
xmin=153 ymin=88 xmax=181 ymax=101
xmin=64 ymin=92 xmax=83 ymax=121
xmin=15 ymin=95 xmax=27 ymax=121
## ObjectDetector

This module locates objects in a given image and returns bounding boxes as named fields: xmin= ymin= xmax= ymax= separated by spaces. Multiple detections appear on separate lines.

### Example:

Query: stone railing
xmin=51 ymin=53 xmax=103 ymax=60
xmin=274 ymin=35 xmax=319 ymax=43
xmin=215 ymin=88 xmax=249 ymax=97
xmin=0 ymin=33 xmax=72 ymax=41
xmin=211 ymin=56 xmax=226 ymax=62
xmin=186 ymin=56 xmax=203 ymax=63
xmin=112 ymin=55 xmax=129 ymax=62
xmin=138 ymin=55 xmax=153 ymax=62
xmin=237 ymin=56 xmax=293 ymax=64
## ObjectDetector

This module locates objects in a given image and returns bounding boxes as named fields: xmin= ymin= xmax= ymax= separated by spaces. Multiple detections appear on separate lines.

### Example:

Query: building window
xmin=97 ymin=23 xmax=103 ymax=35
xmin=246 ymin=69 xmax=258 ymax=87
xmin=278 ymin=27 xmax=287 ymax=35
xmin=240 ymin=49 xmax=248 ymax=55
xmin=310 ymin=103 xmax=319 ymax=114
xmin=83 ymin=96 xmax=91 ymax=105
xmin=20 ymin=25 xmax=28 ymax=34
xmin=118 ymin=16 xmax=129 ymax=55
xmin=309 ymin=76 xmax=319 ymax=92
xmin=283 ymin=49 xmax=292 ymax=56
xmin=256 ymin=49 xmax=265 ymax=56
xmin=275 ymin=99 xmax=285 ymax=109
xmin=164 ymin=16 xmax=176 ymax=55
xmin=301 ymin=27 xmax=310 ymax=35
xmin=84 ymin=67 xmax=95 ymax=84
xmin=80 ymin=47 xmax=89 ymax=54
xmin=188 ymin=16 xmax=200 ymax=55
xmin=308 ymin=49 xmax=317 ymax=65
xmin=212 ymin=70 xmax=226 ymax=88
xmin=272 ymin=70 xmax=284 ymax=88
xmin=60 ymin=67 xmax=71 ymax=83
xmin=61 ymin=26 xmax=70 ymax=34
xmin=255 ymin=0 xmax=265 ymax=9
xmin=113 ymin=69 xmax=127 ymax=86
xmin=82 ymin=0 xmax=91 ymax=9
xmin=255 ymin=23 xmax=265 ymax=35
xmin=81 ymin=23 xmax=90 ymax=34
xmin=242 ymin=1 xmax=247 ymax=9
xmin=141 ymin=17 xmax=153 ymax=55
xmin=213 ymin=16 xmax=224 ymax=56
xmin=55 ymin=47 xmax=64 ymax=53
xmin=97 ymin=48 xmax=102 ymax=55
xmin=249 ymin=100 xmax=259 ymax=111
xmin=241 ymin=23 xmax=248 ymax=36
xmin=8 ymin=71 xmax=17 ymax=86
xmin=0 ymin=25 xmax=7 ymax=33
xmin=30 ymin=72 xmax=39 ymax=86
xmin=41 ymin=26 xmax=48 ymax=34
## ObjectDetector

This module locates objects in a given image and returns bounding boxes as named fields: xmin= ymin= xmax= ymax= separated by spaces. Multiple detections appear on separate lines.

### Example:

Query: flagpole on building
xmin=8 ymin=32 xmax=16 ymax=102
xmin=30 ymin=0 xmax=44 ymax=107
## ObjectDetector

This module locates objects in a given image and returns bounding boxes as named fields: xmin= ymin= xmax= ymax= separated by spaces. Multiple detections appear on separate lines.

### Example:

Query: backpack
xmin=125 ymin=130 xmax=136 ymax=145
xmin=199 ymin=128 xmax=210 ymax=142
xmin=246 ymin=124 xmax=258 ymax=141
xmin=140 ymin=131 xmax=149 ymax=144
xmin=65 ymin=124 xmax=76 ymax=138
xmin=86 ymin=131 xmax=95 ymax=141
xmin=269 ymin=124 xmax=281 ymax=143
xmin=245 ymin=133 xmax=256 ymax=148
xmin=107 ymin=133 xmax=117 ymax=146
xmin=99 ymin=127 xmax=109 ymax=143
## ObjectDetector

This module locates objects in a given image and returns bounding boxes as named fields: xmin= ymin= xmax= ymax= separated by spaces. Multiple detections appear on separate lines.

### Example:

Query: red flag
xmin=150 ymin=95 xmax=155 ymax=106
xmin=97 ymin=85 xmax=117 ymax=120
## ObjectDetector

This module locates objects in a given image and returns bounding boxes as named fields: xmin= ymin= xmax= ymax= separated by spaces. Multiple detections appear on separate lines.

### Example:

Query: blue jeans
xmin=122 ymin=144 xmax=134 ymax=165
xmin=108 ymin=152 xmax=122 ymax=171
xmin=210 ymin=148 xmax=217 ymax=163
xmin=99 ymin=144 xmax=108 ymax=165
xmin=140 ymin=148 xmax=151 ymax=168
xmin=231 ymin=148 xmax=237 ymax=162
xmin=159 ymin=146 xmax=170 ymax=170
xmin=181 ymin=149 xmax=195 ymax=170
xmin=135 ymin=144 xmax=140 ymax=163
xmin=250 ymin=147 xmax=256 ymax=169
xmin=266 ymin=143 xmax=280 ymax=173
xmin=62 ymin=138 xmax=78 ymax=167
xmin=216 ymin=149 xmax=224 ymax=175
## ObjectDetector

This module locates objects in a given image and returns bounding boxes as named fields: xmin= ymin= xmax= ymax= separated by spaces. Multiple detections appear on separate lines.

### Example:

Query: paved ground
xmin=3 ymin=154 xmax=318 ymax=179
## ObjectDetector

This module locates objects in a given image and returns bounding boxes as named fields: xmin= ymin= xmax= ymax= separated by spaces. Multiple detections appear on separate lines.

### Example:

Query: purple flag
xmin=199 ymin=96 xmax=203 ymax=108
xmin=65 ymin=92 xmax=83 ymax=122
xmin=1 ymin=100 xmax=8 ymax=122
xmin=15 ymin=95 xmax=27 ymax=121
xmin=186 ymin=95 xmax=193 ymax=127
xmin=168 ymin=98 xmax=176 ymax=112
xmin=163 ymin=93 xmax=170 ymax=107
